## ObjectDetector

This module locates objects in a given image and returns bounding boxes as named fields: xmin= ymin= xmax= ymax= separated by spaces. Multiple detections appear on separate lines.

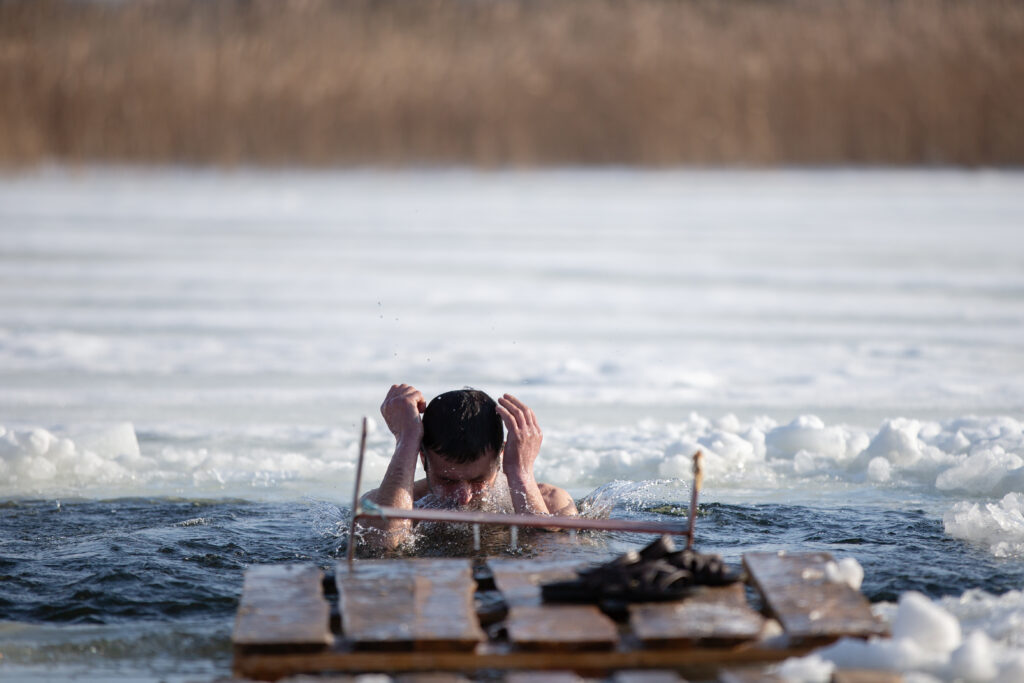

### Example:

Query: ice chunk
xmin=28 ymin=428 xmax=55 ymax=456
xmin=996 ymin=653 xmax=1024 ymax=683
xmin=77 ymin=422 xmax=141 ymax=459
xmin=824 ymin=557 xmax=864 ymax=591
xmin=765 ymin=415 xmax=850 ymax=461
xmin=863 ymin=418 xmax=924 ymax=467
xmin=935 ymin=447 xmax=1024 ymax=496
xmin=25 ymin=455 xmax=57 ymax=481
xmin=816 ymin=635 xmax=943 ymax=671
xmin=948 ymin=630 xmax=998 ymax=682
xmin=937 ymin=588 xmax=1024 ymax=650
xmin=943 ymin=494 xmax=1024 ymax=558
xmin=902 ymin=674 xmax=943 ymax=683
xmin=775 ymin=653 xmax=835 ymax=682
xmin=867 ymin=456 xmax=892 ymax=483
xmin=892 ymin=591 xmax=962 ymax=654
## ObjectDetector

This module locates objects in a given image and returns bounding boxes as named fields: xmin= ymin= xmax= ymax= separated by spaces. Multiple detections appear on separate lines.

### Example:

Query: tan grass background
xmin=2 ymin=0 xmax=1023 ymax=166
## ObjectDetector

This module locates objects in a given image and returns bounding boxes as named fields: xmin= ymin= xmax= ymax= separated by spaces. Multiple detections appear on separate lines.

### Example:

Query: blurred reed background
xmin=1 ymin=0 xmax=1022 ymax=166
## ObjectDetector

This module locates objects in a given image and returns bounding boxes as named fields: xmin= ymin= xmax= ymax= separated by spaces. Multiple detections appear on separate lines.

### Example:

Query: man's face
xmin=422 ymin=449 xmax=500 ymax=509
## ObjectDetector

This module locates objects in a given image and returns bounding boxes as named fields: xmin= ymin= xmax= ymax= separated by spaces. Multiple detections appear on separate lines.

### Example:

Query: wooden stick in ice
xmin=687 ymin=450 xmax=703 ymax=550
xmin=345 ymin=416 xmax=368 ymax=566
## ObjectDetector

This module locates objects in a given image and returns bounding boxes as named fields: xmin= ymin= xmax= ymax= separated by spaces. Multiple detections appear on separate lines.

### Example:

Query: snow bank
xmin=535 ymin=413 xmax=1024 ymax=498
xmin=535 ymin=413 xmax=1024 ymax=557
xmin=0 ymin=422 xmax=391 ymax=500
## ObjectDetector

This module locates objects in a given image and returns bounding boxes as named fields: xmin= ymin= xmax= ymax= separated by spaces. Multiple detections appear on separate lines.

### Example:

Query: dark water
xmin=1 ymin=497 xmax=1022 ymax=680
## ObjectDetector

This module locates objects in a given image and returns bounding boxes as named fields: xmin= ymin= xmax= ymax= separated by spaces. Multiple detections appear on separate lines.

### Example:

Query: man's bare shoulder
xmin=538 ymin=482 xmax=578 ymax=516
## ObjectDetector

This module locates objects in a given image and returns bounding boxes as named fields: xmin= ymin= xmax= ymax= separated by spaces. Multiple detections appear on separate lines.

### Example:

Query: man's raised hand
xmin=496 ymin=393 xmax=543 ymax=479
xmin=380 ymin=383 xmax=426 ymax=444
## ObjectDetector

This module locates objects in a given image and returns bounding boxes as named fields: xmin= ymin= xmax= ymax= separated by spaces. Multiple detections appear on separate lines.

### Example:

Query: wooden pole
xmin=345 ymin=417 xmax=368 ymax=566
xmin=687 ymin=450 xmax=703 ymax=550
xmin=353 ymin=506 xmax=692 ymax=536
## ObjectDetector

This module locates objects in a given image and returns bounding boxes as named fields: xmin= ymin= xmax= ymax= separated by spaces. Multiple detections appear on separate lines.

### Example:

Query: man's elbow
xmin=353 ymin=518 xmax=412 ymax=553
xmin=550 ymin=494 xmax=578 ymax=517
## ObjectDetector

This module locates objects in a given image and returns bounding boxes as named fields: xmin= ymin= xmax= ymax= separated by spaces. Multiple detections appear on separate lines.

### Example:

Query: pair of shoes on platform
xmin=540 ymin=535 xmax=740 ymax=604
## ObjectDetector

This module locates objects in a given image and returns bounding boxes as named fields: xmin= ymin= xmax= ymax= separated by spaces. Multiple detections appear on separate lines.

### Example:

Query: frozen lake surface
xmin=1 ymin=167 xmax=1024 ymax=681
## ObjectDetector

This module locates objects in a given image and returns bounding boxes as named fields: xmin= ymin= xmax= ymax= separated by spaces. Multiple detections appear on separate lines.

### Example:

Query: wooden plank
xmin=629 ymin=584 xmax=766 ymax=647
xmin=233 ymin=564 xmax=332 ymax=649
xmin=488 ymin=558 xmax=619 ymax=651
xmin=278 ymin=676 xmax=364 ymax=683
xmin=720 ymin=669 xmax=902 ymax=683
xmin=832 ymin=671 xmax=903 ymax=683
xmin=742 ymin=552 xmax=887 ymax=644
xmin=687 ymin=582 xmax=749 ymax=608
xmin=335 ymin=559 xmax=485 ymax=651
xmin=396 ymin=674 xmax=472 ymax=683
xmin=506 ymin=673 xmax=582 ymax=683
xmin=487 ymin=558 xmax=583 ymax=607
xmin=505 ymin=604 xmax=619 ymax=651
xmin=234 ymin=644 xmax=814 ymax=680
xmin=719 ymin=669 xmax=784 ymax=683
xmin=613 ymin=670 xmax=687 ymax=683
xmin=359 ymin=505 xmax=692 ymax=535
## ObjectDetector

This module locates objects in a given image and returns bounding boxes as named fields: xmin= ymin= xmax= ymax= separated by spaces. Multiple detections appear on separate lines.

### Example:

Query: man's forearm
xmin=505 ymin=470 xmax=550 ymax=516
xmin=357 ymin=439 xmax=419 ymax=546
xmin=370 ymin=438 xmax=420 ymax=508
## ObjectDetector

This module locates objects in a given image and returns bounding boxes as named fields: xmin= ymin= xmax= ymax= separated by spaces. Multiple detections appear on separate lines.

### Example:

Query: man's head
xmin=420 ymin=389 xmax=503 ymax=507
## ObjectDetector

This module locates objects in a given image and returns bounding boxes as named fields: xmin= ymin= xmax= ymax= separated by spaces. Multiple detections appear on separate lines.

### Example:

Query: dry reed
xmin=1 ymin=0 xmax=1022 ymax=166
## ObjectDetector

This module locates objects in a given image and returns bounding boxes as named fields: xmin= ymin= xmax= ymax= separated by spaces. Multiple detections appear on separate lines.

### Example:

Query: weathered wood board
xmin=233 ymin=564 xmax=332 ymax=649
xmin=236 ymin=644 xmax=808 ymax=681
xmin=743 ymin=552 xmax=887 ymax=644
xmin=395 ymin=675 xmax=472 ymax=683
xmin=720 ymin=668 xmax=903 ymax=683
xmin=630 ymin=583 xmax=766 ymax=647
xmin=506 ymin=672 xmax=583 ymax=683
xmin=487 ymin=558 xmax=583 ymax=607
xmin=718 ymin=669 xmax=785 ymax=683
xmin=832 ymin=671 xmax=903 ymax=683
xmin=505 ymin=603 xmax=619 ymax=650
xmin=612 ymin=670 xmax=688 ymax=683
xmin=276 ymin=675 xmax=471 ymax=683
xmin=490 ymin=558 xmax=619 ymax=651
xmin=335 ymin=559 xmax=485 ymax=651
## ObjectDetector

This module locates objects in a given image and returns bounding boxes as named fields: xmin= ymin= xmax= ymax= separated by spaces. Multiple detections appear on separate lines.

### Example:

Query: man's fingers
xmin=387 ymin=384 xmax=423 ymax=403
xmin=497 ymin=404 xmax=527 ymax=439
xmin=498 ymin=395 xmax=530 ymax=432
xmin=496 ymin=403 xmax=515 ymax=431
xmin=502 ymin=394 xmax=539 ymax=429
xmin=383 ymin=385 xmax=426 ymax=421
xmin=497 ymin=396 xmax=523 ymax=429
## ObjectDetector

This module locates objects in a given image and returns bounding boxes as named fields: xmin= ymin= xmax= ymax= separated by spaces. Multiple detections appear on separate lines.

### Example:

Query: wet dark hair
xmin=421 ymin=389 xmax=503 ymax=465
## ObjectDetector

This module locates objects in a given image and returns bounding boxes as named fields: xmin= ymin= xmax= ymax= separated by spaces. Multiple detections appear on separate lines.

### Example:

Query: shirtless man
xmin=359 ymin=384 xmax=577 ymax=548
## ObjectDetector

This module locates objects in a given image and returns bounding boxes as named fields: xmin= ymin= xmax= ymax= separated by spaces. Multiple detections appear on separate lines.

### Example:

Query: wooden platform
xmin=233 ymin=551 xmax=887 ymax=681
